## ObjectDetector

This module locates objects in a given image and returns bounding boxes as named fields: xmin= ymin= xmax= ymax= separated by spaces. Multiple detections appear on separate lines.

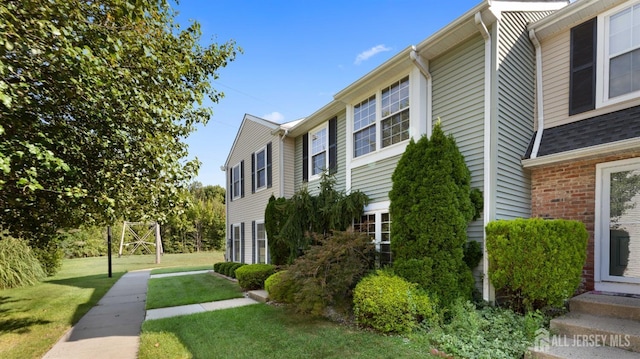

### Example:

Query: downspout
xmin=410 ymin=46 xmax=433 ymax=137
xmin=279 ymin=129 xmax=289 ymax=197
xmin=529 ymin=29 xmax=544 ymax=159
xmin=475 ymin=11 xmax=493 ymax=303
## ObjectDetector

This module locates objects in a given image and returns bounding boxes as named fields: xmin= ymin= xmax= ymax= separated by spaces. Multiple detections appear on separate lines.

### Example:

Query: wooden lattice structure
xmin=118 ymin=221 xmax=163 ymax=263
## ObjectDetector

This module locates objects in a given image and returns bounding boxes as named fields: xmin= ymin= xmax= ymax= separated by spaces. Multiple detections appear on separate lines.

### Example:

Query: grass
xmin=140 ymin=304 xmax=436 ymax=359
xmin=0 ymin=251 xmax=224 ymax=359
xmin=146 ymin=273 xmax=243 ymax=309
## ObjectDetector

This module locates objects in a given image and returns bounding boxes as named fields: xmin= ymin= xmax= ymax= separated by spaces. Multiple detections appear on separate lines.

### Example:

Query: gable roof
xmin=224 ymin=114 xmax=299 ymax=168
xmin=523 ymin=105 xmax=640 ymax=166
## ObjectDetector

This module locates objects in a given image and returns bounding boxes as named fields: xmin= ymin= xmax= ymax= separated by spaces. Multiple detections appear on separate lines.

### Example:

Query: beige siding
xmin=540 ymin=30 xmax=570 ymax=128
xmin=282 ymin=136 xmax=296 ymax=198
xmin=226 ymin=118 xmax=282 ymax=264
xmin=351 ymin=154 xmax=401 ymax=202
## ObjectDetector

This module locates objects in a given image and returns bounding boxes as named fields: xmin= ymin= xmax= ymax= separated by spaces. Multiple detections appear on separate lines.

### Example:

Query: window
xmin=231 ymin=162 xmax=242 ymax=200
xmin=233 ymin=224 xmax=241 ymax=262
xmin=355 ymin=212 xmax=392 ymax=267
xmin=311 ymin=126 xmax=327 ymax=176
xmin=255 ymin=147 xmax=267 ymax=189
xmin=354 ymin=95 xmax=377 ymax=157
xmin=251 ymin=143 xmax=271 ymax=193
xmin=606 ymin=3 xmax=640 ymax=99
xmin=353 ymin=76 xmax=409 ymax=158
xmin=255 ymin=221 xmax=267 ymax=264
xmin=381 ymin=77 xmax=410 ymax=148
xmin=303 ymin=118 xmax=337 ymax=182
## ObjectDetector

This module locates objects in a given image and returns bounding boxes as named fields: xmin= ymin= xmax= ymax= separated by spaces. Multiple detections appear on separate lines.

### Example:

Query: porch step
xmin=550 ymin=312 xmax=640 ymax=352
xmin=527 ymin=292 xmax=640 ymax=358
xmin=570 ymin=292 xmax=640 ymax=321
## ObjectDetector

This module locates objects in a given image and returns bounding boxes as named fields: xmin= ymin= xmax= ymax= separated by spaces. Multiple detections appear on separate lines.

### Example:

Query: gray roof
xmin=524 ymin=105 xmax=640 ymax=159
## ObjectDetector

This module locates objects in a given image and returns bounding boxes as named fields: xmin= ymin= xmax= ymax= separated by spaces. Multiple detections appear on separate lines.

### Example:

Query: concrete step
xmin=550 ymin=312 xmax=640 ymax=352
xmin=247 ymin=290 xmax=269 ymax=303
xmin=526 ymin=337 xmax=640 ymax=359
xmin=570 ymin=292 xmax=640 ymax=321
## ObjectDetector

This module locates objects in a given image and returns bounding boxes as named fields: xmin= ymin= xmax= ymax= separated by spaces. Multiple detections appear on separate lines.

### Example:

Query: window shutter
xmin=302 ymin=133 xmax=309 ymax=182
xmin=252 ymin=220 xmax=256 ymax=264
xmin=251 ymin=152 xmax=256 ymax=194
xmin=266 ymin=142 xmax=273 ymax=188
xmin=240 ymin=222 xmax=245 ymax=264
xmin=569 ymin=17 xmax=596 ymax=115
xmin=328 ymin=117 xmax=337 ymax=175
xmin=229 ymin=224 xmax=233 ymax=261
xmin=240 ymin=160 xmax=245 ymax=198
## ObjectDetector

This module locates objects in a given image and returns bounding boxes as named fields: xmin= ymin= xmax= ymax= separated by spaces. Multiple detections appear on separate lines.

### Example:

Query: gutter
xmin=475 ymin=11 xmax=492 ymax=303
xmin=410 ymin=46 xmax=433 ymax=137
xmin=529 ymin=29 xmax=544 ymax=159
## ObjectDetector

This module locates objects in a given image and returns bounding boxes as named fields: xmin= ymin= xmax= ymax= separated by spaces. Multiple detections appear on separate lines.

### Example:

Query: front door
xmin=597 ymin=158 xmax=640 ymax=293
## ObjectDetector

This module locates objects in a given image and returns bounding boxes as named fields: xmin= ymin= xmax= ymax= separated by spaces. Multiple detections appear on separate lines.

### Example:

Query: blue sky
xmin=175 ymin=0 xmax=481 ymax=187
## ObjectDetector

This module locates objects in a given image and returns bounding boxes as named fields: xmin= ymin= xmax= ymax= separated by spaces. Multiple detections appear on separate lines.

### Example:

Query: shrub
xmin=389 ymin=122 xmax=478 ymax=305
xmin=265 ymin=270 xmax=297 ymax=303
xmin=463 ymin=240 xmax=483 ymax=270
xmin=0 ymin=236 xmax=46 ymax=289
xmin=58 ymin=226 xmax=107 ymax=258
xmin=285 ymin=230 xmax=375 ymax=316
xmin=235 ymin=264 xmax=276 ymax=290
xmin=213 ymin=262 xmax=223 ymax=272
xmin=228 ymin=263 xmax=245 ymax=278
xmin=29 ymin=236 xmax=63 ymax=276
xmin=422 ymin=300 xmax=545 ymax=359
xmin=353 ymin=270 xmax=435 ymax=334
xmin=486 ymin=218 xmax=588 ymax=312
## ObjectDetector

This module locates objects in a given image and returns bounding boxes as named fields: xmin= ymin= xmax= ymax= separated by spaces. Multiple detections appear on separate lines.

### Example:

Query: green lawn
xmin=150 ymin=265 xmax=213 ymax=275
xmin=0 ymin=252 xmax=223 ymax=359
xmin=140 ymin=304 xmax=436 ymax=359
xmin=146 ymin=273 xmax=243 ymax=309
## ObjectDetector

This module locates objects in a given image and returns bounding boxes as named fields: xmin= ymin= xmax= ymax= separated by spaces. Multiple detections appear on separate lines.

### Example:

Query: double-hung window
xmin=353 ymin=76 xmax=410 ymax=158
xmin=255 ymin=147 xmax=267 ymax=190
xmin=311 ymin=125 xmax=327 ymax=177
xmin=255 ymin=221 xmax=267 ymax=264
xmin=354 ymin=212 xmax=392 ymax=267
xmin=606 ymin=3 xmax=640 ymax=100
xmin=232 ymin=163 xmax=242 ymax=200
xmin=233 ymin=224 xmax=241 ymax=262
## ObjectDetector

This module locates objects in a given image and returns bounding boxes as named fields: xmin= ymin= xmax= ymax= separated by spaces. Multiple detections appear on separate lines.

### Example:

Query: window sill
xmin=351 ymin=140 xmax=409 ymax=168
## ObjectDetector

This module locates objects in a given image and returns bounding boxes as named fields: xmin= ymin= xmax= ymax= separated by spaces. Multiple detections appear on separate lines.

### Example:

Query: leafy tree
xmin=389 ymin=122 xmax=480 ymax=305
xmin=265 ymin=173 xmax=369 ymax=265
xmin=0 ymin=1 xmax=240 ymax=258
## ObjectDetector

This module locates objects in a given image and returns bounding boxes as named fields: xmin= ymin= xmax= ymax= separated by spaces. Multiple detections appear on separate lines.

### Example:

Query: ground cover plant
xmin=140 ymin=304 xmax=437 ymax=359
xmin=0 ymin=252 xmax=222 ymax=359
xmin=146 ymin=273 xmax=243 ymax=309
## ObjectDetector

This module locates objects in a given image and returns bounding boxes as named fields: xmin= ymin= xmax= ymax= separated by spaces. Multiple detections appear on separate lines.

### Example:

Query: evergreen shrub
xmin=265 ymin=270 xmax=296 ymax=303
xmin=486 ymin=218 xmax=588 ymax=312
xmin=353 ymin=270 xmax=435 ymax=334
xmin=235 ymin=264 xmax=276 ymax=290
xmin=389 ymin=122 xmax=478 ymax=305
xmin=0 ymin=236 xmax=46 ymax=289
xmin=228 ymin=263 xmax=245 ymax=278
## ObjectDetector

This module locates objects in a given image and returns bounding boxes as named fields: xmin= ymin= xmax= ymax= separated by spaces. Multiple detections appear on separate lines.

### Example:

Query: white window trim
xmin=308 ymin=123 xmax=329 ymax=181
xmin=232 ymin=223 xmax=241 ymax=262
xmin=254 ymin=220 xmax=268 ymax=264
xmin=346 ymin=71 xmax=423 ymax=171
xmin=232 ymin=163 xmax=241 ymax=200
xmin=595 ymin=157 xmax=640 ymax=294
xmin=596 ymin=0 xmax=640 ymax=109
xmin=254 ymin=146 xmax=267 ymax=192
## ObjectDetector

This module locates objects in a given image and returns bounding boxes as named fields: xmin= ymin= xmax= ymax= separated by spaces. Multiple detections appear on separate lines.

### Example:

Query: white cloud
xmin=263 ymin=111 xmax=285 ymax=123
xmin=354 ymin=45 xmax=391 ymax=65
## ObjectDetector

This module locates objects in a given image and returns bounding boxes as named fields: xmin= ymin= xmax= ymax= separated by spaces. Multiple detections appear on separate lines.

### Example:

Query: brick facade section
xmin=530 ymin=151 xmax=640 ymax=292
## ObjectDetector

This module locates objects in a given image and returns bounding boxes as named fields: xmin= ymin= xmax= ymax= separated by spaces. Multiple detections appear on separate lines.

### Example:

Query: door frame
xmin=595 ymin=157 xmax=640 ymax=294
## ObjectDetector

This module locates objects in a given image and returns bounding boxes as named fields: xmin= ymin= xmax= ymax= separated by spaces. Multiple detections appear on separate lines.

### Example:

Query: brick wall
xmin=530 ymin=151 xmax=640 ymax=291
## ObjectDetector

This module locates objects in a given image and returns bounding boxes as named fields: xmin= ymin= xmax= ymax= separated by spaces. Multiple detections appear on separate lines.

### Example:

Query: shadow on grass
xmin=46 ymin=272 xmax=125 ymax=324
xmin=0 ymin=296 xmax=51 ymax=335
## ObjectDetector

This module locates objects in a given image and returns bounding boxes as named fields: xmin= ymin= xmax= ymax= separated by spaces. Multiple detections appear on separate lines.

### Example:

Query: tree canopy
xmin=0 ymin=0 xmax=240 ymax=241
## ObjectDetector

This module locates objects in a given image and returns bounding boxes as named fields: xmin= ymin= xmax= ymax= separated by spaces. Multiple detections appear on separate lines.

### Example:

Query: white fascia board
xmin=287 ymin=100 xmax=343 ymax=137
xmin=521 ymin=138 xmax=640 ymax=168
xmin=224 ymin=113 xmax=280 ymax=168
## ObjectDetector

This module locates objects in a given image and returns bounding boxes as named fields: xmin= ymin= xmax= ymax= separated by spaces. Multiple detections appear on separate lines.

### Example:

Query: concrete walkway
xmin=43 ymin=269 xmax=263 ymax=359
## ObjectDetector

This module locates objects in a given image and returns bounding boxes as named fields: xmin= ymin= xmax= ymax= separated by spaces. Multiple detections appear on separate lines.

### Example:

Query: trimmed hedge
xmin=235 ymin=264 xmax=276 ymax=290
xmin=353 ymin=270 xmax=435 ymax=334
xmin=214 ymin=262 xmax=246 ymax=278
xmin=228 ymin=263 xmax=245 ymax=278
xmin=265 ymin=270 xmax=296 ymax=303
xmin=486 ymin=218 xmax=588 ymax=312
